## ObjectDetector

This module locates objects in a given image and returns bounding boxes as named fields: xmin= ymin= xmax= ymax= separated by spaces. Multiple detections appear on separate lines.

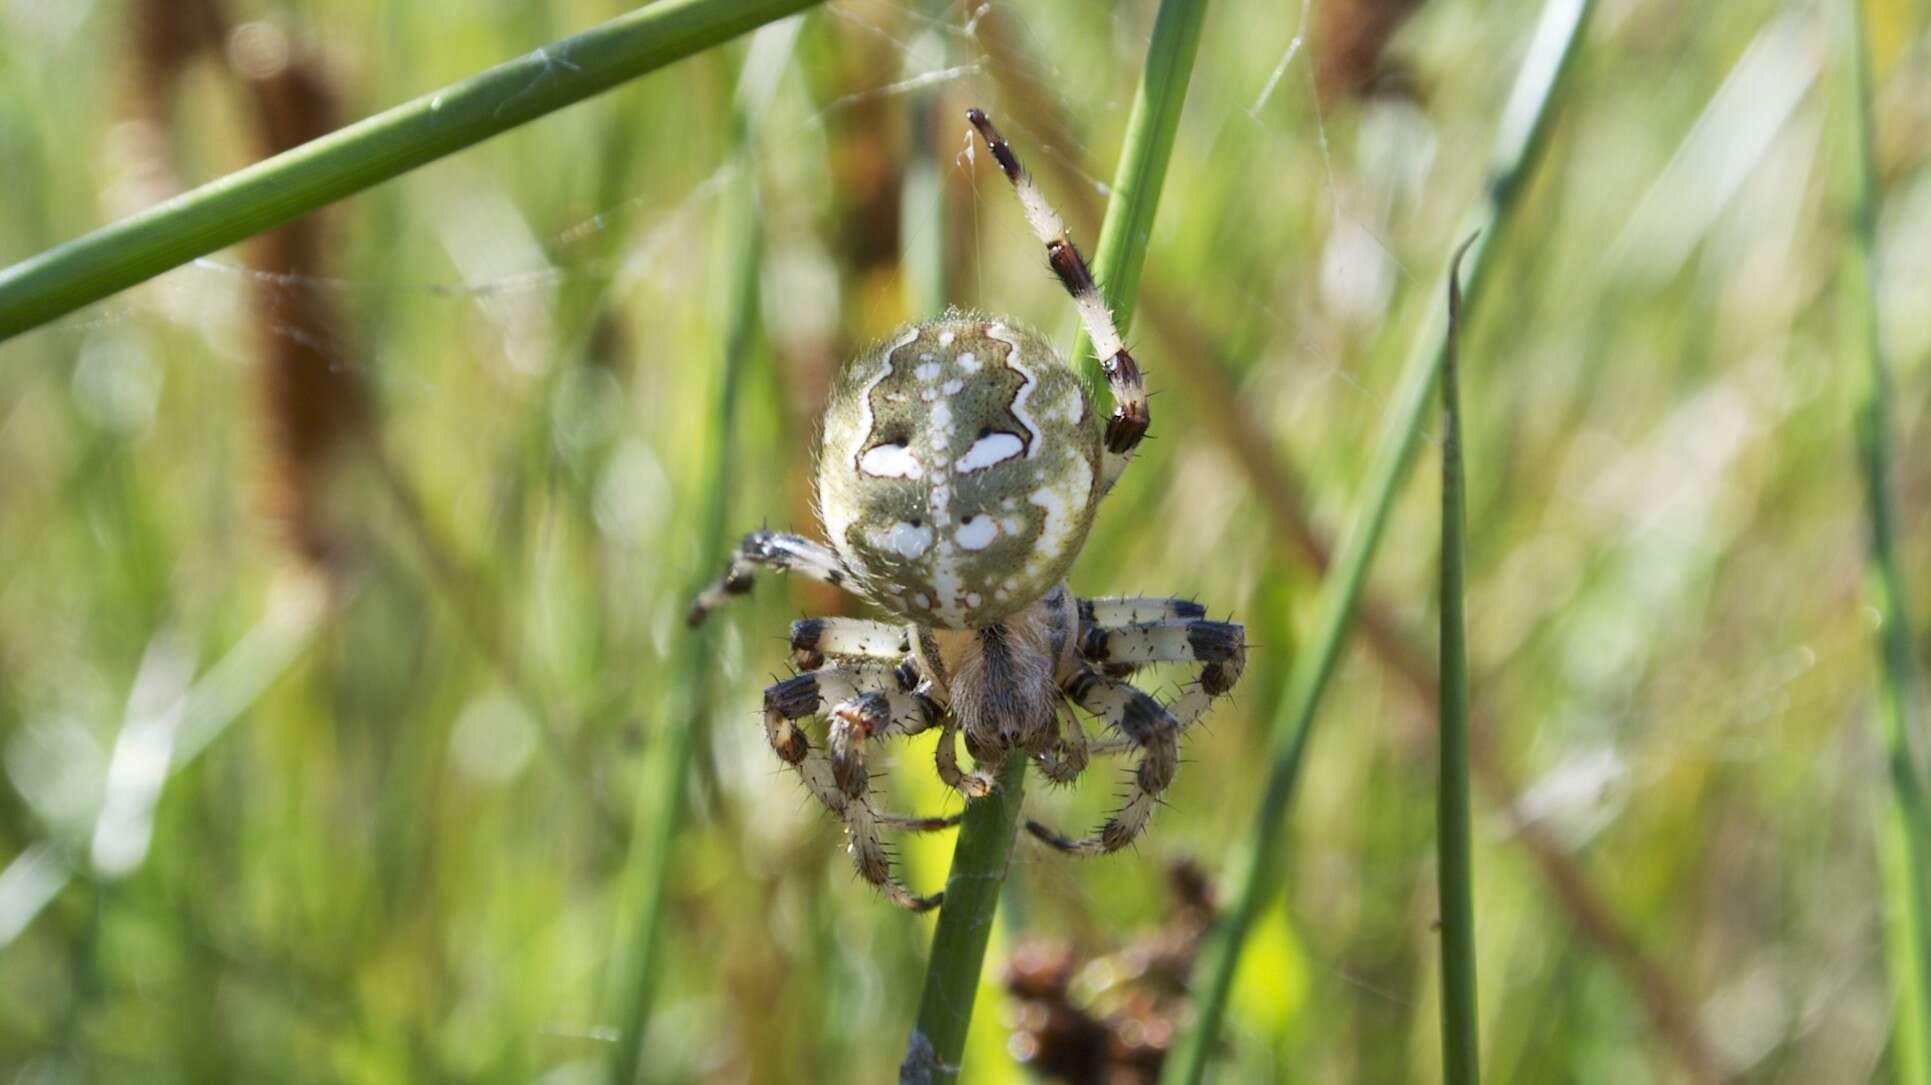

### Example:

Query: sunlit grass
xmin=0 ymin=1 xmax=1927 ymax=1082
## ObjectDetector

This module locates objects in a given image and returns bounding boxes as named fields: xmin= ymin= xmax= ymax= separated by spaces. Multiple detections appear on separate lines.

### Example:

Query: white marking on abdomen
xmin=851 ymin=328 xmax=918 ymax=465
xmin=956 ymin=515 xmax=999 ymax=550
xmin=957 ymin=432 xmax=1023 ymax=473
xmin=1027 ymin=454 xmax=1092 ymax=578
xmin=859 ymin=443 xmax=923 ymax=479
xmin=986 ymin=324 xmax=1040 ymax=457
xmin=878 ymin=520 xmax=933 ymax=559
xmin=925 ymin=387 xmax=966 ymax=624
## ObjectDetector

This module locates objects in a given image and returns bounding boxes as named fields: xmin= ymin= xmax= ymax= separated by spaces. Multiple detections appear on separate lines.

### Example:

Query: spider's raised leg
xmin=1027 ymin=669 xmax=1179 ymax=855
xmin=967 ymin=109 xmax=1147 ymax=495
xmin=687 ymin=531 xmax=859 ymax=626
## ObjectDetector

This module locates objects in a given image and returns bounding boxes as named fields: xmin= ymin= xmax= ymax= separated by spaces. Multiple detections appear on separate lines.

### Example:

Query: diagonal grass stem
xmin=1161 ymin=2 xmax=1596 ymax=1081
xmin=0 ymin=0 xmax=823 ymax=342
xmin=603 ymin=24 xmax=797 ymax=1082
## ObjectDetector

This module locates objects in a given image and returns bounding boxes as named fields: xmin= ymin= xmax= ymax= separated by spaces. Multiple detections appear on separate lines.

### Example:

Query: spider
xmin=689 ymin=109 xmax=1246 ymax=911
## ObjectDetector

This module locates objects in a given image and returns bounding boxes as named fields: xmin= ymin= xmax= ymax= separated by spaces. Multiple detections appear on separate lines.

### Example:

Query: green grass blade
xmin=1161 ymin=3 xmax=1595 ymax=1081
xmin=903 ymin=3 xmax=1211 ymax=1080
xmin=1071 ymin=0 xmax=1210 ymax=367
xmin=1837 ymin=4 xmax=1931 ymax=1082
xmin=602 ymin=25 xmax=796 ymax=1082
xmin=1438 ymin=239 xmax=1480 ymax=1085
xmin=0 ymin=0 xmax=822 ymax=343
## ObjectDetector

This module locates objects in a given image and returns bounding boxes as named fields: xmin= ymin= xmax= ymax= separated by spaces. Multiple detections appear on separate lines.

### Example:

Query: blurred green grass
xmin=2 ymin=0 xmax=1930 ymax=1082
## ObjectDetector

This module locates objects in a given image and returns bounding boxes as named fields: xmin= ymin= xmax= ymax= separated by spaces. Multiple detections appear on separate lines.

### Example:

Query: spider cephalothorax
xmin=690 ymin=109 xmax=1245 ymax=911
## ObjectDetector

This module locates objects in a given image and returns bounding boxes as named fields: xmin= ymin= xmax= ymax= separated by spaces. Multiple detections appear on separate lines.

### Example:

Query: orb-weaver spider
xmin=690 ymin=109 xmax=1246 ymax=911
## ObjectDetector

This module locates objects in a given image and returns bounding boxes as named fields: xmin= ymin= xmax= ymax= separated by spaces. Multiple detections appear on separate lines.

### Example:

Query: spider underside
xmin=689 ymin=109 xmax=1246 ymax=912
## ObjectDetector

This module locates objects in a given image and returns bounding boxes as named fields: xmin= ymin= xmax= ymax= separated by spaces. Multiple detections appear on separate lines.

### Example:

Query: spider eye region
xmin=817 ymin=317 xmax=1101 ymax=628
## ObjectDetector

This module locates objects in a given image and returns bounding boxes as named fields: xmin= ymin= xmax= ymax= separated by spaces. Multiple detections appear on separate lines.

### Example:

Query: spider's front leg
xmin=687 ymin=531 xmax=858 ymax=626
xmin=1028 ymin=598 xmax=1247 ymax=854
xmin=967 ymin=108 xmax=1149 ymax=495
xmin=761 ymin=661 xmax=953 ymax=912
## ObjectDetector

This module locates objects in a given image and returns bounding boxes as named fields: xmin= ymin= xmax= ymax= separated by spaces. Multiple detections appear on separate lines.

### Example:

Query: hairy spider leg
xmin=1030 ymin=700 xmax=1092 ymax=785
xmin=787 ymin=616 xmax=913 ymax=670
xmin=687 ymin=531 xmax=857 ymax=626
xmin=1079 ymin=595 xmax=1208 ymax=627
xmin=1026 ymin=606 xmax=1248 ymax=854
xmin=966 ymin=108 xmax=1148 ymax=495
xmin=1028 ymin=669 xmax=1180 ymax=855
xmin=763 ymin=667 xmax=950 ymax=911
xmin=934 ymin=715 xmax=996 ymax=799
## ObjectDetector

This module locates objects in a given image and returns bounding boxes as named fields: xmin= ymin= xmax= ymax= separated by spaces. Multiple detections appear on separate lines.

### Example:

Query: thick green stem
xmin=1837 ymin=4 xmax=1931 ymax=1082
xmin=1438 ymin=241 xmax=1480 ymax=1085
xmin=0 ymin=0 xmax=822 ymax=342
xmin=1160 ymin=2 xmax=1594 ymax=1081
xmin=902 ymin=756 xmax=1029 ymax=1084
xmin=901 ymin=1 xmax=1211 ymax=1078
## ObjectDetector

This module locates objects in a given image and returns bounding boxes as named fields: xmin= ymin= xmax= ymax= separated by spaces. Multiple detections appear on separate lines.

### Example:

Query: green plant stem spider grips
xmin=689 ymin=109 xmax=1246 ymax=911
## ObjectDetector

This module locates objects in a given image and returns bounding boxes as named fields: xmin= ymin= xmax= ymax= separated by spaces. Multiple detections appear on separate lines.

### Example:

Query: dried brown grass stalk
xmin=1313 ymin=0 xmax=1424 ymax=103
xmin=126 ymin=0 xmax=368 ymax=571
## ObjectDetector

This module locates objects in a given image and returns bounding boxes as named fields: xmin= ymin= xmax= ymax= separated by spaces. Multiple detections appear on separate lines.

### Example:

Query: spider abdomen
xmin=817 ymin=314 xmax=1101 ymax=628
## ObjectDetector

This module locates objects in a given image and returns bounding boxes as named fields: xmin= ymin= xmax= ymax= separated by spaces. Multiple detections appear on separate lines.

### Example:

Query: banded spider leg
xmin=967 ymin=109 xmax=1149 ymax=495
xmin=687 ymin=531 xmax=855 ymax=626
xmin=1027 ymin=596 xmax=1248 ymax=855
xmin=764 ymin=617 xmax=958 ymax=911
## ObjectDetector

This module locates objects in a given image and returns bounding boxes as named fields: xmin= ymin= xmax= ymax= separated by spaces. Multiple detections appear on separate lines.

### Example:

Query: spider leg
xmin=761 ymin=666 xmax=900 ymax=765
xmin=935 ymin=716 xmax=995 ymax=799
xmin=687 ymin=531 xmax=858 ymax=626
xmin=1030 ymin=701 xmax=1090 ymax=785
xmin=1028 ymin=608 xmax=1248 ymax=854
xmin=827 ymin=690 xmax=947 ymax=912
xmin=967 ymin=108 xmax=1147 ymax=495
xmin=1027 ymin=669 xmax=1179 ymax=855
xmin=1078 ymin=595 xmax=1209 ymax=627
xmin=1077 ymin=616 xmax=1248 ymax=724
xmin=788 ymin=616 xmax=915 ymax=672
xmin=762 ymin=668 xmax=949 ymax=912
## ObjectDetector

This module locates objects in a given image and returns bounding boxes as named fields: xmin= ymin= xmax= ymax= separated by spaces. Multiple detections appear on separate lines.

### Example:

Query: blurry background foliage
xmin=1 ymin=0 xmax=1930 ymax=1082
